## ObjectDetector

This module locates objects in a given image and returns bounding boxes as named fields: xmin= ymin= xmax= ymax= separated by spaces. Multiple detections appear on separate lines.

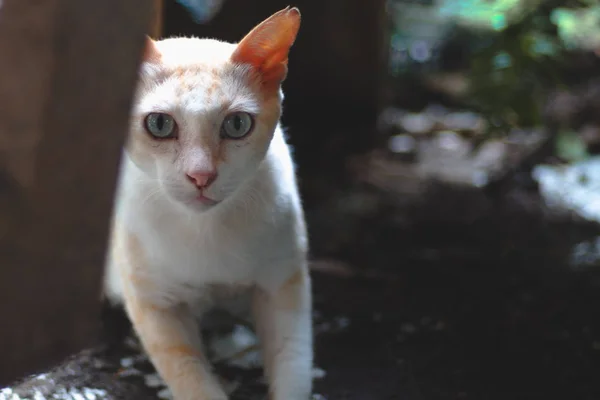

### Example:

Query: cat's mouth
xmin=195 ymin=192 xmax=219 ymax=206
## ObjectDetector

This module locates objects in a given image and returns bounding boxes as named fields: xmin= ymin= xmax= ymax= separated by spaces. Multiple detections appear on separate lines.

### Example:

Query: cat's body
xmin=105 ymin=126 xmax=306 ymax=314
xmin=105 ymin=127 xmax=305 ymax=310
xmin=103 ymin=8 xmax=312 ymax=400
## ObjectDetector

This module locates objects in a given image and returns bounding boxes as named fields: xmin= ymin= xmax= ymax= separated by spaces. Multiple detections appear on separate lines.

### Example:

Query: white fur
xmin=105 ymin=128 xmax=307 ymax=305
xmin=103 ymin=36 xmax=312 ymax=400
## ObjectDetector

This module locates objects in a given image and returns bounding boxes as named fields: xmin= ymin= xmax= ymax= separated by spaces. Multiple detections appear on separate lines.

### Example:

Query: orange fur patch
xmin=143 ymin=36 xmax=162 ymax=63
xmin=161 ymin=345 xmax=203 ymax=359
xmin=206 ymin=80 xmax=219 ymax=96
xmin=276 ymin=268 xmax=308 ymax=311
xmin=126 ymin=233 xmax=154 ymax=284
xmin=231 ymin=7 xmax=301 ymax=85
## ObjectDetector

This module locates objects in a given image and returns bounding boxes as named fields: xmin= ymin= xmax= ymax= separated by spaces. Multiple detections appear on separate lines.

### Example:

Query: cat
xmin=102 ymin=7 xmax=312 ymax=400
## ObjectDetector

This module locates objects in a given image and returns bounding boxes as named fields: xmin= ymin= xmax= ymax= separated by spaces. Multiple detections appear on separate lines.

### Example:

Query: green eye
xmin=144 ymin=113 xmax=177 ymax=139
xmin=221 ymin=112 xmax=254 ymax=139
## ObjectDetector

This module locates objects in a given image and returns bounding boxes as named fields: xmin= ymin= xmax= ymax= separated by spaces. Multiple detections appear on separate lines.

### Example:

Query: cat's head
xmin=126 ymin=7 xmax=300 ymax=212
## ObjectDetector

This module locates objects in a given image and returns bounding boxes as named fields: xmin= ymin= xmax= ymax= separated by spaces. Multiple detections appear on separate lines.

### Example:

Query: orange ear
xmin=143 ymin=35 xmax=161 ymax=63
xmin=231 ymin=7 xmax=301 ymax=84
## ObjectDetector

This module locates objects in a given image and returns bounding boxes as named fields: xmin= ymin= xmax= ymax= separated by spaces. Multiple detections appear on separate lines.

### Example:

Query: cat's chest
xmin=146 ymin=227 xmax=260 ymax=285
xmin=140 ymin=219 xmax=263 ymax=287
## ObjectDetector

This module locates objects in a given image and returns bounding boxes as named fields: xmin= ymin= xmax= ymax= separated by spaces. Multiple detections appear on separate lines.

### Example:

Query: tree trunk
xmin=0 ymin=0 xmax=152 ymax=384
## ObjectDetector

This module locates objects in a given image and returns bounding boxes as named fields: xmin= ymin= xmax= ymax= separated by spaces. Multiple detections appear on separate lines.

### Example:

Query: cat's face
xmin=126 ymin=7 xmax=300 ymax=213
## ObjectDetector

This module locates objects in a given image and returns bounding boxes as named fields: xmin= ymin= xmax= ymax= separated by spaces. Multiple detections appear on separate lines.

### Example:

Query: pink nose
xmin=186 ymin=170 xmax=217 ymax=188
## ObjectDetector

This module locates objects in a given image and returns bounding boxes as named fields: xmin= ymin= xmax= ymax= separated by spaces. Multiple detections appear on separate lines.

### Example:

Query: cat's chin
xmin=176 ymin=193 xmax=222 ymax=213
xmin=195 ymin=193 xmax=220 ymax=207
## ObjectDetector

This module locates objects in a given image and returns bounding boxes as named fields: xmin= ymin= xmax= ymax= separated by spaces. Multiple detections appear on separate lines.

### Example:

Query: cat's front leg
xmin=123 ymin=291 xmax=228 ymax=400
xmin=253 ymin=265 xmax=313 ymax=400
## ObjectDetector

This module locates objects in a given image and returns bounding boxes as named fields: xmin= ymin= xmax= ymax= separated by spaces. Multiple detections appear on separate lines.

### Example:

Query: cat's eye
xmin=221 ymin=112 xmax=254 ymax=140
xmin=144 ymin=113 xmax=177 ymax=139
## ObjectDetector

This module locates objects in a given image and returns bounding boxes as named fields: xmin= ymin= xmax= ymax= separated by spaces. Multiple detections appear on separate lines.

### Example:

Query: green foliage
xmin=437 ymin=0 xmax=600 ymax=50
xmin=556 ymin=130 xmax=590 ymax=162
xmin=551 ymin=4 xmax=600 ymax=51
xmin=389 ymin=0 xmax=600 ymax=136
xmin=464 ymin=10 xmax=565 ymax=133
xmin=443 ymin=0 xmax=599 ymax=130
xmin=438 ymin=0 xmax=544 ymax=32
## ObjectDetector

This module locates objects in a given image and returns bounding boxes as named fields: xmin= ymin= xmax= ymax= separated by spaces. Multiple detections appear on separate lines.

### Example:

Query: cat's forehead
xmin=137 ymin=37 xmax=261 ymax=113
xmin=155 ymin=37 xmax=237 ymax=67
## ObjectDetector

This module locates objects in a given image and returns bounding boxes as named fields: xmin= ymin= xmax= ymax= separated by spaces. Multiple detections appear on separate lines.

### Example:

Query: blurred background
xmin=3 ymin=0 xmax=600 ymax=399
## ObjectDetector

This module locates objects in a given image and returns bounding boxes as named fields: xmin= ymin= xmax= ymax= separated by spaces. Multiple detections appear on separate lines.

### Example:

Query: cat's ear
xmin=231 ymin=6 xmax=301 ymax=85
xmin=142 ymin=35 xmax=161 ymax=63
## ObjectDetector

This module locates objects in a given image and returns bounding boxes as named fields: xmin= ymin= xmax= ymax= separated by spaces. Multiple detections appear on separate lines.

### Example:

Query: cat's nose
xmin=186 ymin=170 xmax=217 ymax=188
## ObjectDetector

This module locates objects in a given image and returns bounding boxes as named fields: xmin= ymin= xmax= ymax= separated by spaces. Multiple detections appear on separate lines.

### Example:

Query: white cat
xmin=103 ymin=7 xmax=312 ymax=400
